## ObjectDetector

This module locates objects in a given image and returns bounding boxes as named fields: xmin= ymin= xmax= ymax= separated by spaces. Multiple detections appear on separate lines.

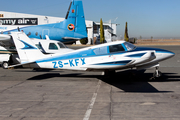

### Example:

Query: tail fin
xmin=11 ymin=32 xmax=44 ymax=63
xmin=61 ymin=0 xmax=87 ymax=37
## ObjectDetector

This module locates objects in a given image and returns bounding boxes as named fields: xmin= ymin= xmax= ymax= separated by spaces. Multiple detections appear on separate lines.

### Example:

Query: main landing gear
xmin=2 ymin=61 xmax=9 ymax=69
xmin=102 ymin=70 xmax=116 ymax=76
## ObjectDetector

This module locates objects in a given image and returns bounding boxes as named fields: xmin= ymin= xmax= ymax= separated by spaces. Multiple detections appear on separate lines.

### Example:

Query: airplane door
xmin=42 ymin=29 xmax=49 ymax=39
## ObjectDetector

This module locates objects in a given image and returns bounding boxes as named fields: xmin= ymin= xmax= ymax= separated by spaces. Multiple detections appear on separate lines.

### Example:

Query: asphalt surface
xmin=0 ymin=45 xmax=180 ymax=120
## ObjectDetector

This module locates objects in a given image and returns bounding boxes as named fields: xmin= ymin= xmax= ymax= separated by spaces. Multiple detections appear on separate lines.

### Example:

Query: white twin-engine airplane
xmin=9 ymin=32 xmax=174 ymax=78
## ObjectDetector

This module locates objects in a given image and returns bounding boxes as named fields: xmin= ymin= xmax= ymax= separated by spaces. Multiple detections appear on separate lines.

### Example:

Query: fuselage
xmin=2 ymin=24 xmax=87 ymax=43
xmin=27 ymin=41 xmax=174 ymax=71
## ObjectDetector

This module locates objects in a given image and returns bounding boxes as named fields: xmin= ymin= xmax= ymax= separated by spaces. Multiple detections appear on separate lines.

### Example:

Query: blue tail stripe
xmin=20 ymin=40 xmax=37 ymax=50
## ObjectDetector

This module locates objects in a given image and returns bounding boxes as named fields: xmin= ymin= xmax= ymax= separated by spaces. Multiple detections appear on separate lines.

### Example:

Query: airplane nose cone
xmin=156 ymin=49 xmax=175 ymax=60
xmin=167 ymin=51 xmax=175 ymax=58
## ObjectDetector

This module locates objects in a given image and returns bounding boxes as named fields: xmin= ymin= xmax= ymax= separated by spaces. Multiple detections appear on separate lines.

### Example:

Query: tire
xmin=2 ymin=61 xmax=9 ymax=69
xmin=153 ymin=70 xmax=162 ymax=78
xmin=102 ymin=70 xmax=116 ymax=76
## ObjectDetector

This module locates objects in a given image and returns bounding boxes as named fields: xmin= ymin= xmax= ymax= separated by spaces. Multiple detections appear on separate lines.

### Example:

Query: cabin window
xmin=93 ymin=46 xmax=108 ymax=55
xmin=49 ymin=43 xmax=58 ymax=50
xmin=27 ymin=32 xmax=31 ymax=36
xmin=109 ymin=44 xmax=125 ymax=53
xmin=35 ymin=32 xmax=38 ymax=36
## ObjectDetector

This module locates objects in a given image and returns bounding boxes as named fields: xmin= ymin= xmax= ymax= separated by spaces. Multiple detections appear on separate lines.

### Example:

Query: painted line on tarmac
xmin=83 ymin=80 xmax=101 ymax=120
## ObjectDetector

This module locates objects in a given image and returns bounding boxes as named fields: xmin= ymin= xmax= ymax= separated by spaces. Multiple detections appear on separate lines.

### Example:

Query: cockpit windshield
xmin=58 ymin=42 xmax=67 ymax=48
xmin=124 ymin=42 xmax=136 ymax=51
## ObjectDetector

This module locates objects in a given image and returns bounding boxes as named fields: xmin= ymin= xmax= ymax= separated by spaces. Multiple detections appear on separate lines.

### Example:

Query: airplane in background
xmin=0 ymin=34 xmax=73 ymax=69
xmin=8 ymin=32 xmax=175 ymax=78
xmin=0 ymin=0 xmax=87 ymax=43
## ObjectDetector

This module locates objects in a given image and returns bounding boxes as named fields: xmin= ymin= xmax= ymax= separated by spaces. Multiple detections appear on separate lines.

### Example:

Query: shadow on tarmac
xmin=100 ymin=70 xmax=180 ymax=93
xmin=27 ymin=70 xmax=180 ymax=93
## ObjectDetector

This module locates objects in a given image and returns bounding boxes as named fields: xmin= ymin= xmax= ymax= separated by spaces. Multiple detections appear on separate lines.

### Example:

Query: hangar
xmin=0 ymin=11 xmax=118 ymax=44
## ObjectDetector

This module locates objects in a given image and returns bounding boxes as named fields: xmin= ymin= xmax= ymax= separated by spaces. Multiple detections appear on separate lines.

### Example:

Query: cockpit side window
xmin=93 ymin=46 xmax=108 ymax=55
xmin=49 ymin=43 xmax=58 ymax=50
xmin=109 ymin=44 xmax=125 ymax=53
xmin=58 ymin=42 xmax=67 ymax=48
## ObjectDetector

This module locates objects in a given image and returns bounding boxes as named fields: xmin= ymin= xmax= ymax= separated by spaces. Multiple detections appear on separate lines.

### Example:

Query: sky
xmin=1 ymin=0 xmax=180 ymax=39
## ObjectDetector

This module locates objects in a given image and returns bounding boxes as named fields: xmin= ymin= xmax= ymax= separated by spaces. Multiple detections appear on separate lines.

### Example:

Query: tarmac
xmin=0 ymin=45 xmax=180 ymax=120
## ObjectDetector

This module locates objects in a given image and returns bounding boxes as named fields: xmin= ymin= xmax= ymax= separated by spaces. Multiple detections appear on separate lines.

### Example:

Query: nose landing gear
xmin=153 ymin=67 xmax=162 ymax=78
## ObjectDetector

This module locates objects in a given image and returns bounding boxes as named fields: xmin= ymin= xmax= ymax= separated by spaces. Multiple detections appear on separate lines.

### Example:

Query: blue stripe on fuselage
xmin=36 ymin=46 xmax=175 ymax=64
xmin=93 ymin=60 xmax=132 ymax=66
xmin=36 ymin=49 xmax=96 ymax=63
xmin=126 ymin=53 xmax=146 ymax=58
xmin=36 ymin=48 xmax=128 ymax=64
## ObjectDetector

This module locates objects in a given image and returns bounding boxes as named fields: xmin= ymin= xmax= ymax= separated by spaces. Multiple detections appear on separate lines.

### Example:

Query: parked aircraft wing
xmin=62 ymin=37 xmax=81 ymax=40
xmin=0 ymin=34 xmax=12 ymax=41
xmin=0 ymin=34 xmax=14 ymax=47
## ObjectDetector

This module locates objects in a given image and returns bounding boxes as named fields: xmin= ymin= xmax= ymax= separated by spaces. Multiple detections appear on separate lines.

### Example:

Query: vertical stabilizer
xmin=11 ymin=32 xmax=44 ymax=63
xmin=62 ymin=0 xmax=87 ymax=36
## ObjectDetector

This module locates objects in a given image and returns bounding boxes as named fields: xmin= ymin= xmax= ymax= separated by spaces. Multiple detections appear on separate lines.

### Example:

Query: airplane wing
xmin=0 ymin=34 xmax=12 ymax=41
xmin=0 ymin=34 xmax=15 ymax=47
xmin=62 ymin=37 xmax=81 ymax=40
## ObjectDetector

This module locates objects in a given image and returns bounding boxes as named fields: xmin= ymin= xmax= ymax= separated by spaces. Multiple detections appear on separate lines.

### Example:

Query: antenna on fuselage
xmin=17 ymin=27 xmax=20 ymax=32
xmin=39 ymin=35 xmax=42 ymax=39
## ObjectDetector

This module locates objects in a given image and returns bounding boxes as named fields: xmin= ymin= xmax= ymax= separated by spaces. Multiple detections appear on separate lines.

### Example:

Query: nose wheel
xmin=153 ymin=67 xmax=162 ymax=78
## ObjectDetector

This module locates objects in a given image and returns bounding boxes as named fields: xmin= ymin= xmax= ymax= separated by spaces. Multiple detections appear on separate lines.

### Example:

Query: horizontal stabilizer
xmin=8 ymin=61 xmax=36 ymax=68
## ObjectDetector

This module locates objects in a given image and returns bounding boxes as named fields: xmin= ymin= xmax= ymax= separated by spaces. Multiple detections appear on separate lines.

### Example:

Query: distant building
xmin=0 ymin=11 xmax=118 ymax=44
xmin=93 ymin=22 xmax=117 ymax=43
